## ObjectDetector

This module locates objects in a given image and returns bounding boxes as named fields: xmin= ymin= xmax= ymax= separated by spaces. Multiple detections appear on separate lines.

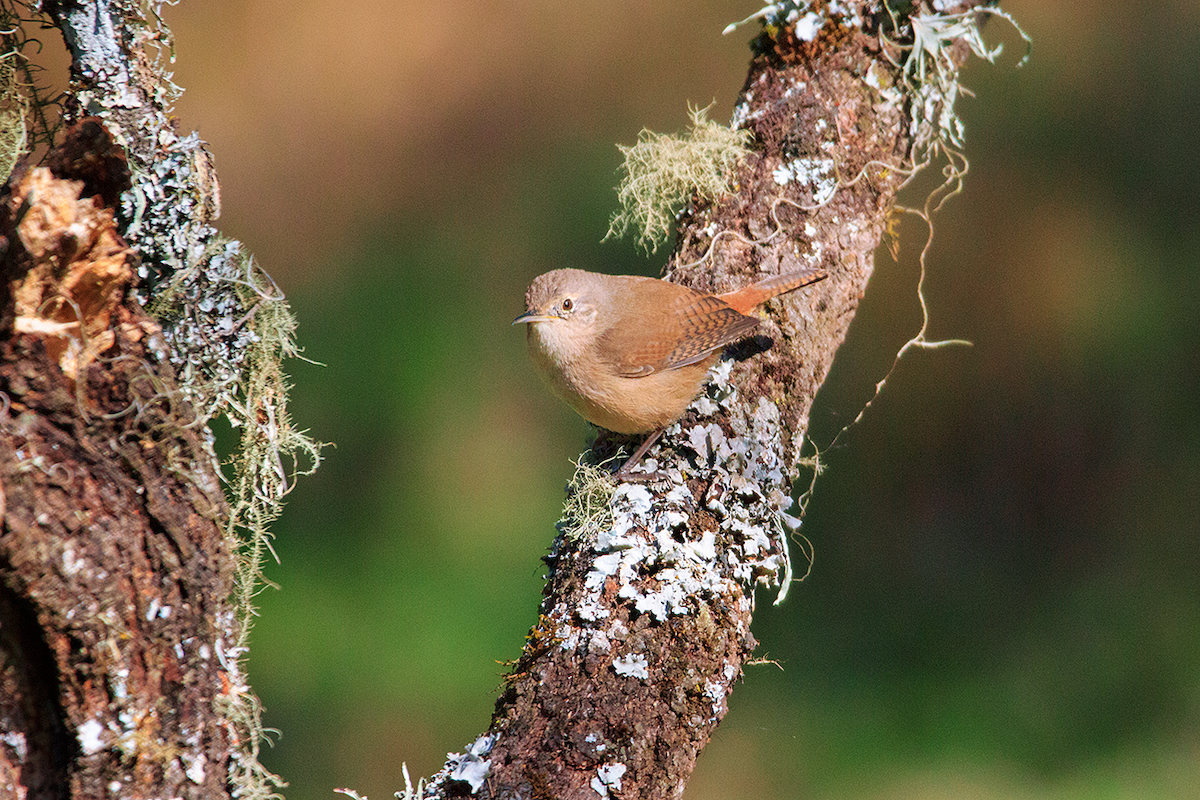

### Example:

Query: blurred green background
xmin=158 ymin=2 xmax=1198 ymax=798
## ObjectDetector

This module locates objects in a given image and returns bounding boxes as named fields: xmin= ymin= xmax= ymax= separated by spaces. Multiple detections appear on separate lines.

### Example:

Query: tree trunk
xmin=2 ymin=2 xmax=298 ymax=798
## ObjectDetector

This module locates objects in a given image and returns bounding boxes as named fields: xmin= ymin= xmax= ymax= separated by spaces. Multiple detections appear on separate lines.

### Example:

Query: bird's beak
xmin=512 ymin=311 xmax=557 ymax=325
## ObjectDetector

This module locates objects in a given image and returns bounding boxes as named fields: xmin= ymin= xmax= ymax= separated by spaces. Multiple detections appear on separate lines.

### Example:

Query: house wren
xmin=513 ymin=267 xmax=827 ymax=474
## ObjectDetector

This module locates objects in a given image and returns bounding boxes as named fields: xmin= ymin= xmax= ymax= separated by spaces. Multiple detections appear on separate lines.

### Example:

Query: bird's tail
xmin=718 ymin=268 xmax=827 ymax=314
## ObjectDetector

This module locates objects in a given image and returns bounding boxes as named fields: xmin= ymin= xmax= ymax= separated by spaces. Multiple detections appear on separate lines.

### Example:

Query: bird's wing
xmin=600 ymin=293 xmax=760 ymax=378
xmin=664 ymin=295 xmax=760 ymax=368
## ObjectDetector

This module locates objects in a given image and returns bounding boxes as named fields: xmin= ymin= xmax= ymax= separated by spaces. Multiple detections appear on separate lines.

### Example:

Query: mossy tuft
xmin=607 ymin=104 xmax=751 ymax=253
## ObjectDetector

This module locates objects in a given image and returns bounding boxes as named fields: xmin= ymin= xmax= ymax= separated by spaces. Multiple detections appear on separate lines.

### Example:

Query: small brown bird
xmin=513 ymin=267 xmax=826 ymax=475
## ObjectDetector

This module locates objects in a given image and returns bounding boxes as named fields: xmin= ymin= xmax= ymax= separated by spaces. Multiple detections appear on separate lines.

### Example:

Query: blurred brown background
xmin=157 ymin=2 xmax=1199 ymax=798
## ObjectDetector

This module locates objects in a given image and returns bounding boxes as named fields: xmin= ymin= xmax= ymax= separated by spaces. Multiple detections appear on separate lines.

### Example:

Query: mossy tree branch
xmin=414 ymin=2 xmax=1000 ymax=799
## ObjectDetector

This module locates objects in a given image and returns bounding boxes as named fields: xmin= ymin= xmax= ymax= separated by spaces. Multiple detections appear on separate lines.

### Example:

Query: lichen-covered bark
xmin=425 ymin=3 xmax=989 ymax=799
xmin=0 ymin=338 xmax=236 ymax=799
xmin=1 ymin=3 xmax=282 ymax=799
xmin=0 ymin=123 xmax=240 ymax=798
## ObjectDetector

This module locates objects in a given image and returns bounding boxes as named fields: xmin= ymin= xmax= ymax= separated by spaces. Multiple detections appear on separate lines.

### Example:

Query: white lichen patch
xmin=703 ymin=678 xmax=727 ymax=721
xmin=591 ymin=763 xmax=627 ymax=798
xmin=110 ymin=668 xmax=129 ymax=701
xmin=77 ymin=718 xmax=105 ymax=756
xmin=427 ymin=733 xmax=495 ymax=795
xmin=732 ymin=95 xmax=763 ymax=129
xmin=61 ymin=545 xmax=85 ymax=576
xmin=2 ymin=732 xmax=26 ymax=762
xmin=794 ymin=10 xmax=823 ymax=40
xmin=578 ymin=597 xmax=611 ymax=622
xmin=183 ymin=753 xmax=207 ymax=784
xmin=772 ymin=156 xmax=837 ymax=205
xmin=826 ymin=1 xmax=863 ymax=28
xmin=724 ymin=1 xmax=865 ymax=38
xmin=864 ymin=60 xmax=903 ymax=105
xmin=585 ymin=629 xmax=613 ymax=653
xmin=612 ymin=653 xmax=650 ymax=680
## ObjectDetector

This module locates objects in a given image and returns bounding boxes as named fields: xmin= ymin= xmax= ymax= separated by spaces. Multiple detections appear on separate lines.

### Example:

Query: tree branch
xmin=418 ymin=3 xmax=997 ymax=798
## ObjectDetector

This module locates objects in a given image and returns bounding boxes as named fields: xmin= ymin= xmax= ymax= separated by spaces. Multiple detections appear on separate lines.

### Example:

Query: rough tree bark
xmin=420 ymin=2 xmax=999 ymax=799
xmin=2 ymin=2 xmax=298 ymax=799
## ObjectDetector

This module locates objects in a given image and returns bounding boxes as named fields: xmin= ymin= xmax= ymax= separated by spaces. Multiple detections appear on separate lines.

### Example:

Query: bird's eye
xmin=561 ymin=297 xmax=574 ymax=312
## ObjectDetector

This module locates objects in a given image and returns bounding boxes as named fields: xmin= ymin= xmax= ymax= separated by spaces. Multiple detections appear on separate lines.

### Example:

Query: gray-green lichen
xmin=573 ymin=359 xmax=803 ymax=622
xmin=0 ymin=40 xmax=27 ymax=181
xmin=607 ymin=104 xmax=752 ymax=253
xmin=557 ymin=455 xmax=617 ymax=543
xmin=880 ymin=3 xmax=1031 ymax=161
